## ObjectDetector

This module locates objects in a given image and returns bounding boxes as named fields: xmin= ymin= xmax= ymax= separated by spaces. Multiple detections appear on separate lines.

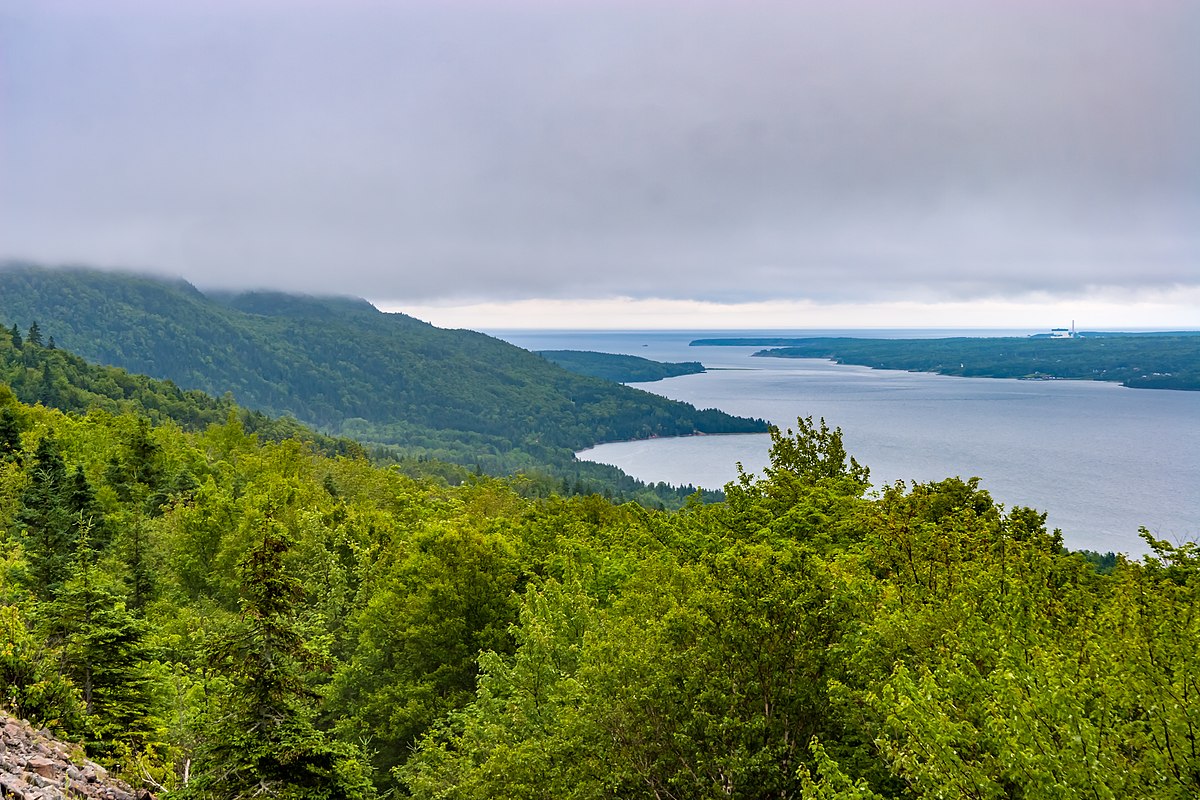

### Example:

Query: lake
xmin=491 ymin=329 xmax=1200 ymax=556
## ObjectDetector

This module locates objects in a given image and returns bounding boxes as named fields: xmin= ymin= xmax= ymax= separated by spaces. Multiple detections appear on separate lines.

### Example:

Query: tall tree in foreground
xmin=16 ymin=436 xmax=75 ymax=601
xmin=47 ymin=526 xmax=161 ymax=759
xmin=106 ymin=417 xmax=166 ymax=611
xmin=184 ymin=494 xmax=375 ymax=800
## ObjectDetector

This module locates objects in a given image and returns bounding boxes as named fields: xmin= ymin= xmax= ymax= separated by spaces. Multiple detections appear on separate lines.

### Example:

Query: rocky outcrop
xmin=0 ymin=713 xmax=151 ymax=800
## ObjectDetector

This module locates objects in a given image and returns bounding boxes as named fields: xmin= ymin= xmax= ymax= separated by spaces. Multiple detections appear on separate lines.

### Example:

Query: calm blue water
xmin=492 ymin=329 xmax=1200 ymax=556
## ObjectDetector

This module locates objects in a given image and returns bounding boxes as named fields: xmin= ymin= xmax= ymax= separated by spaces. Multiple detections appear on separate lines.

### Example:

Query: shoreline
xmin=576 ymin=429 xmax=768 ymax=459
xmin=749 ymin=353 xmax=1198 ymax=393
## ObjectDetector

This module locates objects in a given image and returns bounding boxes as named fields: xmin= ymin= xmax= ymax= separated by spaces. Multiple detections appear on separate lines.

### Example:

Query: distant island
xmin=691 ymin=334 xmax=1200 ymax=391
xmin=538 ymin=350 xmax=706 ymax=383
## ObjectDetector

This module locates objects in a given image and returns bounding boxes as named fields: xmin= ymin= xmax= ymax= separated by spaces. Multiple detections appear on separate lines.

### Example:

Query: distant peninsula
xmin=538 ymin=350 xmax=706 ymax=383
xmin=691 ymin=335 xmax=1200 ymax=391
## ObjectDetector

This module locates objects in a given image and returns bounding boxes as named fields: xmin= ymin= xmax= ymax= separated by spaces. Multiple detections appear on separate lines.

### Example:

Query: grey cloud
xmin=1 ymin=0 xmax=1196 ymax=305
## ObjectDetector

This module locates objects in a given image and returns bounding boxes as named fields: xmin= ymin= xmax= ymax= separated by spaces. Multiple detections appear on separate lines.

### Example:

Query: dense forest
xmin=538 ymin=350 xmax=706 ymax=383
xmin=691 ymin=335 xmax=1200 ymax=390
xmin=0 ymin=264 xmax=770 ymax=505
xmin=0 ymin=265 xmax=766 ymax=470
xmin=2 ymin=324 xmax=1197 ymax=797
xmin=0 ymin=329 xmax=721 ymax=510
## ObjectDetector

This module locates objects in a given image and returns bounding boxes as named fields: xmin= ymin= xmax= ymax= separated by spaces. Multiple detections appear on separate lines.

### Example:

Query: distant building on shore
xmin=1049 ymin=321 xmax=1077 ymax=339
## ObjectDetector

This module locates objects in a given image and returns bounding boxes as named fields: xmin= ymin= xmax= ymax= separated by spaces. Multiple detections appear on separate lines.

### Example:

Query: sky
xmin=2 ymin=0 xmax=1197 ymax=329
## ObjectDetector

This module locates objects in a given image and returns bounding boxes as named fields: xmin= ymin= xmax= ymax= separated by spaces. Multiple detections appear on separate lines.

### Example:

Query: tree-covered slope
xmin=537 ymin=349 xmax=706 ymax=383
xmin=2 ymin=393 xmax=1194 ymax=799
xmin=691 ymin=335 xmax=1200 ymax=390
xmin=0 ymin=265 xmax=765 ymax=467
xmin=0 ymin=323 xmax=723 ymax=507
xmin=0 ymin=322 xmax=365 ymax=458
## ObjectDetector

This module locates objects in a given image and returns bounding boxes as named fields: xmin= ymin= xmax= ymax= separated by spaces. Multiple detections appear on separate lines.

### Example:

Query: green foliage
xmin=799 ymin=740 xmax=887 ymax=800
xmin=46 ymin=535 xmax=161 ymax=757
xmin=186 ymin=495 xmax=375 ymax=799
xmin=0 ymin=264 xmax=765 ymax=458
xmin=0 ymin=354 xmax=1195 ymax=798
xmin=331 ymin=511 xmax=522 ymax=781
xmin=15 ymin=436 xmax=78 ymax=600
xmin=537 ymin=349 xmax=707 ymax=383
xmin=0 ymin=603 xmax=83 ymax=729
xmin=584 ymin=547 xmax=836 ymax=798
xmin=0 ymin=265 xmax=751 ymax=507
xmin=719 ymin=417 xmax=871 ymax=551
xmin=0 ymin=330 xmax=362 ymax=458
xmin=763 ymin=416 xmax=870 ymax=487
xmin=0 ymin=407 xmax=21 ymax=460
xmin=398 ymin=578 xmax=601 ymax=799
xmin=729 ymin=334 xmax=1200 ymax=390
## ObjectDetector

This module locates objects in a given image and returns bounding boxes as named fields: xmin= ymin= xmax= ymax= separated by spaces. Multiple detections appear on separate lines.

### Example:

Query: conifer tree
xmin=65 ymin=465 xmax=110 ymax=550
xmin=38 ymin=360 xmax=56 ymax=405
xmin=185 ymin=504 xmax=375 ymax=799
xmin=26 ymin=320 xmax=42 ymax=347
xmin=106 ymin=417 xmax=164 ymax=501
xmin=47 ymin=526 xmax=159 ymax=757
xmin=0 ymin=406 xmax=21 ymax=461
xmin=16 ymin=436 xmax=75 ymax=600
xmin=8 ymin=323 xmax=21 ymax=348
xmin=105 ymin=418 xmax=164 ymax=610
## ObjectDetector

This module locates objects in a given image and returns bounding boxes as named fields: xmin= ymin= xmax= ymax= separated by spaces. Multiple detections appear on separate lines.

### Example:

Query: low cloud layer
xmin=2 ymin=0 xmax=1196 ymax=307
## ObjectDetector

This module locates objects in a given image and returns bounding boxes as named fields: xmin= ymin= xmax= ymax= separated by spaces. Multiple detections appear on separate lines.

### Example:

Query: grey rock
xmin=0 ymin=712 xmax=149 ymax=800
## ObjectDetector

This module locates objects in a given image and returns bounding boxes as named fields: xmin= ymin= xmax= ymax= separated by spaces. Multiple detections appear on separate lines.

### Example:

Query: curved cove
xmin=500 ymin=330 xmax=1200 ymax=556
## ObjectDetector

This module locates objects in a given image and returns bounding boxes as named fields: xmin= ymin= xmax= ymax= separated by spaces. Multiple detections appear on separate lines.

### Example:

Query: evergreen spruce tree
xmin=26 ymin=321 xmax=43 ymax=347
xmin=106 ymin=418 xmax=164 ymax=505
xmin=8 ymin=323 xmax=21 ymax=349
xmin=47 ymin=527 xmax=159 ymax=757
xmin=38 ymin=360 xmax=57 ymax=405
xmin=170 ymin=468 xmax=199 ymax=502
xmin=65 ymin=465 xmax=110 ymax=550
xmin=16 ymin=436 xmax=75 ymax=600
xmin=123 ymin=521 xmax=154 ymax=614
xmin=105 ymin=418 xmax=164 ymax=610
xmin=0 ymin=406 xmax=21 ymax=461
xmin=185 ymin=507 xmax=375 ymax=799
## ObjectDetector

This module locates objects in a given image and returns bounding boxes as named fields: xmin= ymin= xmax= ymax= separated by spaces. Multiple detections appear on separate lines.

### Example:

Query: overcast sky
xmin=2 ymin=0 xmax=1197 ymax=328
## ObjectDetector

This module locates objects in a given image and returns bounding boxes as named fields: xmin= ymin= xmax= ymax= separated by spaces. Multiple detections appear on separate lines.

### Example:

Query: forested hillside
xmin=0 ymin=320 xmax=363 ymax=458
xmin=691 ymin=335 xmax=1200 ymax=390
xmin=0 ymin=326 xmax=714 ymax=507
xmin=1 ymin=373 xmax=1196 ymax=797
xmin=0 ymin=265 xmax=765 ymax=475
xmin=538 ymin=349 xmax=706 ymax=383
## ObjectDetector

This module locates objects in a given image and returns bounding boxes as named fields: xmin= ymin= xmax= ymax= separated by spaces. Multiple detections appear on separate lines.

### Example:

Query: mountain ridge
xmin=0 ymin=263 xmax=766 ymax=474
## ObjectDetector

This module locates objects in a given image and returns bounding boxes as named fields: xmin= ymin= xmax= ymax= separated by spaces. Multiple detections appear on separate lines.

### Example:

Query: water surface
xmin=495 ymin=330 xmax=1200 ymax=555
